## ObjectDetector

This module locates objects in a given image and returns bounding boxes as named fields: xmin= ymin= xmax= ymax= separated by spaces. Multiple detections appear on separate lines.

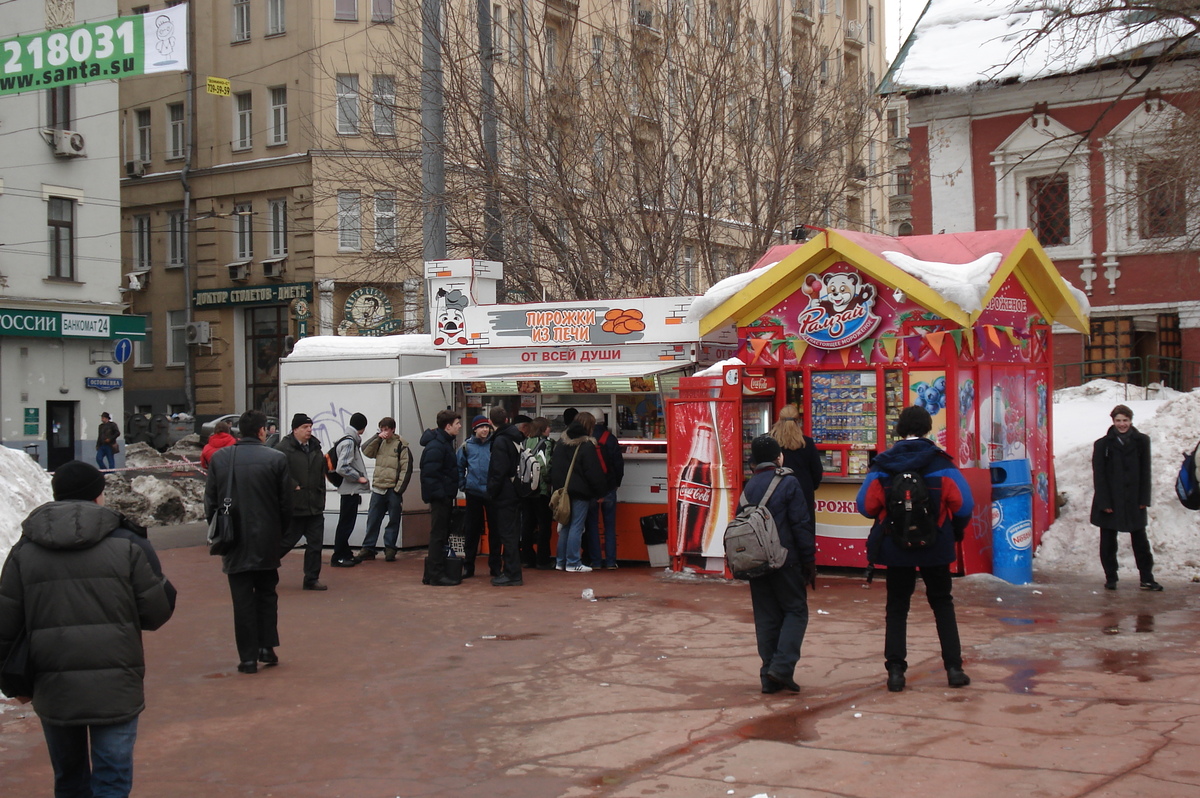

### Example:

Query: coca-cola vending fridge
xmin=666 ymin=395 xmax=740 ymax=573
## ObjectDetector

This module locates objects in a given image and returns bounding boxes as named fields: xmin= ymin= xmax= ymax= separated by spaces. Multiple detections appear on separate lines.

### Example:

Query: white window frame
xmin=234 ymin=92 xmax=253 ymax=150
xmin=270 ymin=87 xmax=288 ymax=145
xmin=167 ymin=102 xmax=185 ymax=159
xmin=234 ymin=202 xmax=253 ymax=260
xmin=48 ymin=196 xmax=76 ymax=280
xmin=335 ymin=0 xmax=357 ymax=22
xmin=135 ymin=108 xmax=152 ymax=163
xmin=133 ymin=214 xmax=152 ymax=270
xmin=338 ymin=191 xmax=362 ymax=251
xmin=992 ymin=117 xmax=1090 ymax=259
xmin=233 ymin=0 xmax=251 ymax=42
xmin=493 ymin=5 xmax=505 ymax=59
xmin=168 ymin=210 xmax=186 ymax=268
xmin=135 ymin=313 xmax=154 ymax=368
xmin=372 ymin=75 xmax=394 ymax=135
xmin=167 ymin=309 xmax=187 ymax=367
xmin=269 ymin=199 xmax=288 ymax=257
xmin=374 ymin=192 xmax=396 ymax=251
xmin=336 ymin=74 xmax=359 ymax=134
xmin=372 ymin=0 xmax=393 ymax=22
xmin=267 ymin=0 xmax=286 ymax=35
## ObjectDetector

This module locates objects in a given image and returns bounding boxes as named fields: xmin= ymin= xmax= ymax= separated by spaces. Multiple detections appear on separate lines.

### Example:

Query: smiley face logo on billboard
xmin=795 ymin=266 xmax=881 ymax=350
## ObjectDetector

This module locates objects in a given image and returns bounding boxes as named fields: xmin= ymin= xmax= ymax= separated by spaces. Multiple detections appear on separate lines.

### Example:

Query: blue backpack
xmin=1176 ymin=443 xmax=1200 ymax=511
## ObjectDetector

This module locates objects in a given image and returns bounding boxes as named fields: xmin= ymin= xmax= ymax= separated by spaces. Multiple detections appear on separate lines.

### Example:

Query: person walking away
xmin=550 ymin=417 xmax=608 ymax=572
xmin=1091 ymin=404 xmax=1161 ymax=591
xmin=513 ymin=415 xmax=533 ymax=566
xmin=96 ymin=412 xmax=121 ymax=470
xmin=276 ymin=413 xmax=329 ymax=591
xmin=742 ymin=436 xmax=815 ymax=694
xmin=331 ymin=412 xmax=371 ymax=567
xmin=0 ymin=460 xmax=175 ymax=797
xmin=356 ymin=417 xmax=414 ymax=562
xmin=486 ymin=406 xmax=526 ymax=586
xmin=457 ymin=415 xmax=494 ymax=578
xmin=770 ymin=404 xmax=824 ymax=524
xmin=205 ymin=410 xmax=293 ymax=673
xmin=856 ymin=405 xmax=974 ymax=692
xmin=202 ymin=419 xmax=237 ymax=469
xmin=420 ymin=410 xmax=463 ymax=586
xmin=523 ymin=417 xmax=556 ymax=569
xmin=587 ymin=409 xmax=624 ymax=569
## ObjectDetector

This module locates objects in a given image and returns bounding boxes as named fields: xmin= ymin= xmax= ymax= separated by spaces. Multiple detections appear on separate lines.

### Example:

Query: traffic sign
xmin=113 ymin=337 xmax=133 ymax=364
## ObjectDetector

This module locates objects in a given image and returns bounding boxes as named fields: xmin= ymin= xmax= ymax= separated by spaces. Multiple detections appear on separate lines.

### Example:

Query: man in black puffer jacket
xmin=419 ymin=409 xmax=463 ymax=586
xmin=486 ymin=406 xmax=526 ymax=587
xmin=0 ymin=460 xmax=175 ymax=797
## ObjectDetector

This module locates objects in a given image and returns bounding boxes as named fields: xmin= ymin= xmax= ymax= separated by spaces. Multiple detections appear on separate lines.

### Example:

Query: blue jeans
xmin=95 ymin=445 xmax=115 ymax=470
xmin=360 ymin=490 xmax=403 ymax=550
xmin=556 ymin=498 xmax=591 ymax=568
xmin=586 ymin=489 xmax=618 ymax=567
xmin=41 ymin=716 xmax=139 ymax=798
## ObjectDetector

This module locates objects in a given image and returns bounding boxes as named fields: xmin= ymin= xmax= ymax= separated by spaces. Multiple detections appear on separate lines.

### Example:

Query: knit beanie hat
xmin=349 ymin=412 xmax=368 ymax=431
xmin=53 ymin=460 xmax=107 ymax=502
xmin=291 ymin=413 xmax=313 ymax=430
xmin=472 ymin=415 xmax=492 ymax=430
xmin=750 ymin=435 xmax=782 ymax=465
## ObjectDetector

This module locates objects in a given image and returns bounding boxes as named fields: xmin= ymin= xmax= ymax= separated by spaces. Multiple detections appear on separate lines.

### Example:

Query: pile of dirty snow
xmin=1037 ymin=389 xmax=1200 ymax=580
xmin=0 ymin=446 xmax=53 ymax=563
xmin=102 ymin=441 xmax=206 ymax=529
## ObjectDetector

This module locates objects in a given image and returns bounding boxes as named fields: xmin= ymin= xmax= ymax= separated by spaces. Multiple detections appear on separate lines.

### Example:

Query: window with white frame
xmin=372 ymin=76 xmax=394 ymax=135
xmin=47 ymin=85 xmax=72 ymax=129
xmin=338 ymin=191 xmax=362 ymax=250
xmin=135 ymin=108 xmax=152 ymax=163
xmin=234 ymin=203 xmax=253 ymax=260
xmin=269 ymin=199 xmax=288 ymax=256
xmin=168 ymin=102 xmax=185 ymax=159
xmin=168 ymin=210 xmax=186 ymax=267
xmin=234 ymin=92 xmax=252 ymax=149
xmin=48 ymin=197 xmax=75 ymax=280
xmin=270 ymin=87 xmax=288 ymax=145
xmin=233 ymin=0 xmax=250 ymax=41
xmin=375 ymin=191 xmax=396 ymax=251
xmin=268 ymin=0 xmax=286 ymax=34
xmin=167 ymin=310 xmax=187 ymax=367
xmin=683 ymin=0 xmax=694 ymax=33
xmin=336 ymin=75 xmax=359 ymax=134
xmin=1137 ymin=160 xmax=1186 ymax=239
xmin=545 ymin=24 xmax=559 ymax=74
xmin=372 ymin=0 xmax=393 ymax=22
xmin=135 ymin=314 xmax=154 ymax=367
xmin=493 ymin=5 xmax=506 ymax=59
xmin=681 ymin=246 xmax=695 ymax=293
xmin=335 ymin=0 xmax=357 ymax=21
xmin=991 ymin=116 xmax=1090 ymax=258
xmin=133 ymin=214 xmax=152 ymax=270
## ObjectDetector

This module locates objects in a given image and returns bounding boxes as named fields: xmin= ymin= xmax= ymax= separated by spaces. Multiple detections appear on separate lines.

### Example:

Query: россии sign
xmin=0 ymin=309 xmax=146 ymax=339
xmin=0 ymin=6 xmax=187 ymax=97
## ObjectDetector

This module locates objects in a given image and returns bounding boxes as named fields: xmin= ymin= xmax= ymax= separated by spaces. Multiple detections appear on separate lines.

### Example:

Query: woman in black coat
xmin=1090 ymin=404 xmax=1161 ymax=591
xmin=770 ymin=405 xmax=824 ymax=523
xmin=549 ymin=418 xmax=608 ymax=572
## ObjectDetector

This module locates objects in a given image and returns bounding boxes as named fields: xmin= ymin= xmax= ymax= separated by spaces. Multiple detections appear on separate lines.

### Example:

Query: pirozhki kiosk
xmin=667 ymin=228 xmax=1090 ymax=576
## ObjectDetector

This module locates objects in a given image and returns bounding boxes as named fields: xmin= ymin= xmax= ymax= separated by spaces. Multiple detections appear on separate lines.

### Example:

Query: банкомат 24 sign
xmin=0 ymin=6 xmax=187 ymax=96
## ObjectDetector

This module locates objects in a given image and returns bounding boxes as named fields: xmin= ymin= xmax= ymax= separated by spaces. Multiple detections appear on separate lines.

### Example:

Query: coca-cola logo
xmin=678 ymin=483 xmax=713 ymax=505
xmin=795 ymin=268 xmax=881 ymax=350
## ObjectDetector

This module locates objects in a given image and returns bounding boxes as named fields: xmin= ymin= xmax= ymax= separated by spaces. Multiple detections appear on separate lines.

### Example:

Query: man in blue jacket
xmin=419 ymin=409 xmax=462 ymax=586
xmin=742 ymin=435 xmax=815 ymax=694
xmin=856 ymin=405 xmax=974 ymax=692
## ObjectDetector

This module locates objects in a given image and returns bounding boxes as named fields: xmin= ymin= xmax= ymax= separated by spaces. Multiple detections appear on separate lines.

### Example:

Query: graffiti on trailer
xmin=309 ymin=402 xmax=356 ymax=450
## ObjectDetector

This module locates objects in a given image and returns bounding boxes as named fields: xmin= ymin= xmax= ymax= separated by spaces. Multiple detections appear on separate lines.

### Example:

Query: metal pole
xmin=181 ymin=0 xmax=196 ymax=416
xmin=477 ymin=0 xmax=504 ymax=285
xmin=421 ymin=0 xmax=448 ymax=332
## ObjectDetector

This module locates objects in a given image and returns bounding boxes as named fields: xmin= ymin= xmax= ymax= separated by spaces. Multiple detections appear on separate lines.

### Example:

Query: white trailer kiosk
xmin=278 ymin=334 xmax=449 ymax=548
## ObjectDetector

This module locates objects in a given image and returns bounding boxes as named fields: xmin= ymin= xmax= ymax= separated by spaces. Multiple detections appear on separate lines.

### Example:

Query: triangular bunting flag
xmin=791 ymin=339 xmax=809 ymax=363
xmin=881 ymin=336 xmax=899 ymax=363
xmin=1002 ymin=326 xmax=1021 ymax=348
xmin=839 ymin=347 xmax=851 ymax=366
xmin=949 ymin=329 xmax=963 ymax=355
xmin=905 ymin=336 xmax=923 ymax=360
xmin=859 ymin=339 xmax=875 ymax=363
xmin=963 ymin=329 xmax=974 ymax=357
xmin=986 ymin=325 xmax=1002 ymax=347
xmin=927 ymin=331 xmax=947 ymax=357
xmin=747 ymin=337 xmax=769 ymax=364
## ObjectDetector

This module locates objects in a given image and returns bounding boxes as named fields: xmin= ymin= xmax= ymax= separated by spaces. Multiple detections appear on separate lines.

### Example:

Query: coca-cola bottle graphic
xmin=677 ymin=422 xmax=715 ymax=555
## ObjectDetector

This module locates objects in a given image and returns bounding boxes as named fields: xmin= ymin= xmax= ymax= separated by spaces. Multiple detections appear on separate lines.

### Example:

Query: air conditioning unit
xmin=123 ymin=270 xmax=149 ymax=292
xmin=185 ymin=321 xmax=211 ymax=345
xmin=53 ymin=129 xmax=87 ymax=158
xmin=125 ymin=160 xmax=145 ymax=178
xmin=261 ymin=258 xmax=286 ymax=279
xmin=228 ymin=262 xmax=250 ymax=281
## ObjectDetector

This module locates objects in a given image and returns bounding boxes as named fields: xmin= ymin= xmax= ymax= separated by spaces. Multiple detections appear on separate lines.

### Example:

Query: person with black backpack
xmin=856 ymin=405 xmax=974 ymax=693
xmin=741 ymin=435 xmax=815 ymax=695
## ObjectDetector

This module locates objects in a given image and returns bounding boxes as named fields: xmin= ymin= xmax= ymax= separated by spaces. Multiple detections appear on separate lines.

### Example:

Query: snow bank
xmin=287 ymin=333 xmax=439 ymax=359
xmin=1038 ymin=388 xmax=1200 ymax=580
xmin=0 ymin=446 xmax=53 ymax=564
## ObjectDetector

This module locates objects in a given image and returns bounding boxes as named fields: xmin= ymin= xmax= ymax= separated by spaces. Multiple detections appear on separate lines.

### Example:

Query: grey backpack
xmin=724 ymin=468 xmax=791 ymax=580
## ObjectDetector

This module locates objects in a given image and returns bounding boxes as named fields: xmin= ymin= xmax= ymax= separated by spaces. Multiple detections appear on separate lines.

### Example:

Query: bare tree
xmin=316 ymin=1 xmax=881 ymax=301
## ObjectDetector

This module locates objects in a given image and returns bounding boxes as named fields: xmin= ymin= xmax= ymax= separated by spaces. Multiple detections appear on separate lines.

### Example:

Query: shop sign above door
xmin=192 ymin=282 xmax=312 ymax=308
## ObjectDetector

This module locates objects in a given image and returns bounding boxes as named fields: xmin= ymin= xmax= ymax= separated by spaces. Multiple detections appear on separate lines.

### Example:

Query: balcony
xmin=844 ymin=20 xmax=865 ymax=48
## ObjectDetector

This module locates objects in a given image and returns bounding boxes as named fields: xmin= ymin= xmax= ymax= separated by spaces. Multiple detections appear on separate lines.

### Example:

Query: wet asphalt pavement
xmin=2 ymin=523 xmax=1200 ymax=797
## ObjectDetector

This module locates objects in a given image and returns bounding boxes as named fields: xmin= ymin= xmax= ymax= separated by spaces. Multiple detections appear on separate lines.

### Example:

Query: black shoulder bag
xmin=207 ymin=447 xmax=238 ymax=556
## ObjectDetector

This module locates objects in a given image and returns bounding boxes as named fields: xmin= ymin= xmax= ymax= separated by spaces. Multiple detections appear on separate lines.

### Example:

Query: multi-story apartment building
xmin=1 ymin=0 xmax=146 ymax=469
xmin=119 ymin=0 xmax=888 ymax=419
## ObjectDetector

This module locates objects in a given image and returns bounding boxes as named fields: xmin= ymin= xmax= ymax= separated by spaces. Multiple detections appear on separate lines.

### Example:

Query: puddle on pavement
xmin=732 ymin=707 xmax=820 ymax=744
xmin=202 ymin=672 xmax=229 ymax=679
xmin=478 ymin=633 xmax=544 ymax=641
xmin=999 ymin=617 xmax=1058 ymax=626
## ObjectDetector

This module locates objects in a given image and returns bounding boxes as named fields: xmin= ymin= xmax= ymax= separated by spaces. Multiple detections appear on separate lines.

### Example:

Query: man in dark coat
xmin=1090 ymin=403 xmax=1161 ymax=591
xmin=419 ymin=409 xmax=462 ymax=586
xmin=742 ymin=435 xmax=815 ymax=695
xmin=276 ymin=413 xmax=329 ymax=591
xmin=587 ymin=409 xmax=625 ymax=570
xmin=856 ymin=406 xmax=974 ymax=692
xmin=486 ymin=406 xmax=526 ymax=587
xmin=0 ymin=460 xmax=174 ymax=797
xmin=96 ymin=411 xmax=121 ymax=470
xmin=205 ymin=410 xmax=293 ymax=673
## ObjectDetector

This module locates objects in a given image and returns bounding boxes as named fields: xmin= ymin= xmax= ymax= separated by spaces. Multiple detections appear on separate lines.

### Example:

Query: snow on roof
xmin=685 ymin=269 xmax=763 ymax=324
xmin=882 ymin=250 xmax=1002 ymax=314
xmin=286 ymin=334 xmax=440 ymax=360
xmin=693 ymin=357 xmax=747 ymax=378
xmin=889 ymin=0 xmax=1190 ymax=92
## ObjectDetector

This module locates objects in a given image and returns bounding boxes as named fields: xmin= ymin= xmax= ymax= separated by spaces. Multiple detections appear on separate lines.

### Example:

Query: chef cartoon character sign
xmin=795 ymin=266 xmax=881 ymax=349
xmin=433 ymin=288 xmax=471 ymax=346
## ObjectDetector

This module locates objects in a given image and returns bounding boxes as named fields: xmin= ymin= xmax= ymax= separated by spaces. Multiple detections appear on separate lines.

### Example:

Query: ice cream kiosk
xmin=667 ymin=228 xmax=1090 ymax=575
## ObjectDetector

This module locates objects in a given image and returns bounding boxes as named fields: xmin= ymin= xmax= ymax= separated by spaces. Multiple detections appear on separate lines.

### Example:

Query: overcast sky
xmin=885 ymin=0 xmax=922 ymax=63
